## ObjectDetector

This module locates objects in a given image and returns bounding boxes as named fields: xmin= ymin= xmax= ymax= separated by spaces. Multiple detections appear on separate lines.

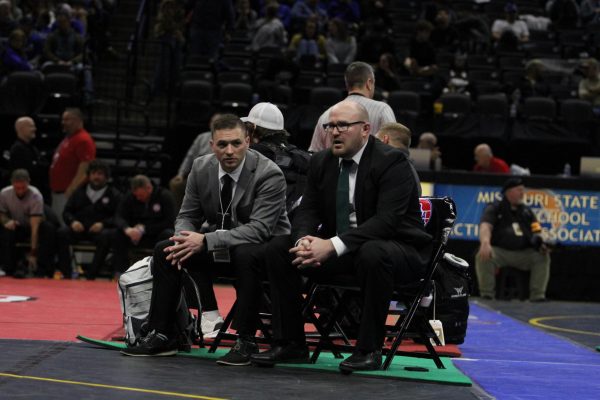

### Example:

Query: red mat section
xmin=0 ymin=277 xmax=461 ymax=357
xmin=0 ymin=278 xmax=236 ymax=342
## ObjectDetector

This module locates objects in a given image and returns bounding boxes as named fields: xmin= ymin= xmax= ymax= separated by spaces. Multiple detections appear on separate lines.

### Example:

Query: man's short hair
xmin=210 ymin=114 xmax=247 ymax=137
xmin=345 ymin=61 xmax=374 ymax=90
xmin=87 ymin=159 xmax=110 ymax=178
xmin=11 ymin=169 xmax=30 ymax=182
xmin=64 ymin=107 xmax=84 ymax=122
xmin=379 ymin=122 xmax=411 ymax=148
xmin=130 ymin=174 xmax=151 ymax=190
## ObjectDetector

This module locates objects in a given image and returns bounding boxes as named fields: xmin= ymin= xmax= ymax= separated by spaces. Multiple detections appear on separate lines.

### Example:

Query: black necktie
xmin=336 ymin=159 xmax=354 ymax=234
xmin=220 ymin=174 xmax=233 ymax=229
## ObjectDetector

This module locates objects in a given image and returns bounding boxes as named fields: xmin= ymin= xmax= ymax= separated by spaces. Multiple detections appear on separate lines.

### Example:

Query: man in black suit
xmin=251 ymin=100 xmax=432 ymax=372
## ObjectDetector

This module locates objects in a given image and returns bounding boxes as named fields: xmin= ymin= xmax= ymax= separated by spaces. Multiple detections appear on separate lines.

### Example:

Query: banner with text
xmin=433 ymin=184 xmax=600 ymax=246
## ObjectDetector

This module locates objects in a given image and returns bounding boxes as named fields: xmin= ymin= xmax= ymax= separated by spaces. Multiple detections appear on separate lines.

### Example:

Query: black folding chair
xmin=302 ymin=197 xmax=457 ymax=370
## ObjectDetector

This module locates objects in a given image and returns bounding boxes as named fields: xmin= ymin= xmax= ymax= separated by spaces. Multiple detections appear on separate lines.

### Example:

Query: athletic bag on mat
xmin=431 ymin=253 xmax=471 ymax=344
xmin=118 ymin=256 xmax=202 ymax=349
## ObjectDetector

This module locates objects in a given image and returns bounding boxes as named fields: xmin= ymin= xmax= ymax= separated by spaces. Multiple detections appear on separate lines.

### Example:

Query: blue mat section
xmin=455 ymin=303 xmax=600 ymax=399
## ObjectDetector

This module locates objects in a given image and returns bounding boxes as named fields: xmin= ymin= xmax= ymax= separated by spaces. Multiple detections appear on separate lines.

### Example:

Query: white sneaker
xmin=201 ymin=315 xmax=225 ymax=339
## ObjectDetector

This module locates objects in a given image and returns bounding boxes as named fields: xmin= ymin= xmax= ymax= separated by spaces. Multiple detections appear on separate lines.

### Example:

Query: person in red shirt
xmin=49 ymin=108 xmax=96 ymax=224
xmin=473 ymin=143 xmax=510 ymax=174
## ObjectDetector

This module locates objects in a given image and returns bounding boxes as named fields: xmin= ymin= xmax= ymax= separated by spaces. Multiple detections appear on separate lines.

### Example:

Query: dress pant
xmin=0 ymin=222 xmax=56 ymax=277
xmin=475 ymin=246 xmax=550 ymax=300
xmin=111 ymin=228 xmax=174 ymax=274
xmin=147 ymin=239 xmax=269 ymax=337
xmin=265 ymin=235 xmax=428 ymax=352
xmin=56 ymin=227 xmax=115 ymax=279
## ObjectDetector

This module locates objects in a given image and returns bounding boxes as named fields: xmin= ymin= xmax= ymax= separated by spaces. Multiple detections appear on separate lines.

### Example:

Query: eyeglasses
xmin=322 ymin=121 xmax=365 ymax=133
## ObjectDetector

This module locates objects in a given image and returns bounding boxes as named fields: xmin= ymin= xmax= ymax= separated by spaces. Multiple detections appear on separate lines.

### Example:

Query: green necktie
xmin=336 ymin=159 xmax=354 ymax=234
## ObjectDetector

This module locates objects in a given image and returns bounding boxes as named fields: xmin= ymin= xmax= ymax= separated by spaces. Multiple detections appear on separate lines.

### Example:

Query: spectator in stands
xmin=473 ymin=143 xmax=510 ymax=174
xmin=251 ymin=2 xmax=287 ymax=52
xmin=417 ymin=131 xmax=442 ymax=170
xmin=56 ymin=160 xmax=121 ymax=280
xmin=374 ymin=52 xmax=403 ymax=94
xmin=152 ymin=0 xmax=185 ymax=95
xmin=517 ymin=59 xmax=549 ymax=100
xmin=234 ymin=0 xmax=258 ymax=30
xmin=121 ymin=115 xmax=290 ymax=362
xmin=375 ymin=121 xmax=410 ymax=151
xmin=1 ymin=29 xmax=35 ymax=74
xmin=325 ymin=18 xmax=356 ymax=65
xmin=309 ymin=61 xmax=396 ymax=152
xmin=43 ymin=10 xmax=93 ymax=100
xmin=50 ymin=3 xmax=85 ymax=36
xmin=430 ymin=7 xmax=459 ymax=51
xmin=19 ymin=16 xmax=45 ymax=65
xmin=580 ymin=0 xmax=600 ymax=25
xmin=250 ymin=100 xmax=431 ymax=371
xmin=49 ymin=108 xmax=96 ymax=224
xmin=405 ymin=20 xmax=438 ymax=78
xmin=476 ymin=177 xmax=550 ymax=301
xmin=188 ymin=0 xmax=234 ymax=59
xmin=290 ymin=0 xmax=328 ymax=32
xmin=443 ymin=52 xmax=469 ymax=97
xmin=43 ymin=11 xmax=84 ymax=67
xmin=0 ymin=169 xmax=55 ymax=278
xmin=578 ymin=58 xmax=600 ymax=113
xmin=112 ymin=174 xmax=176 ymax=277
xmin=288 ymin=17 xmax=327 ymax=64
xmin=0 ymin=0 xmax=17 ymax=37
xmin=259 ymin=0 xmax=292 ymax=30
xmin=326 ymin=0 xmax=360 ymax=24
xmin=9 ymin=117 xmax=49 ymax=202
xmin=169 ymin=113 xmax=223 ymax=209
xmin=491 ymin=3 xmax=529 ymax=51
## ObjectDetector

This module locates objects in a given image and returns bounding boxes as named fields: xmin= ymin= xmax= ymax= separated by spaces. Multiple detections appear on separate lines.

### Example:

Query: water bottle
xmin=563 ymin=163 xmax=571 ymax=177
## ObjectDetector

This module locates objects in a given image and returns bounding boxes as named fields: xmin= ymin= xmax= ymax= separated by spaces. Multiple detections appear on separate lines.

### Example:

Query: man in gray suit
xmin=122 ymin=115 xmax=290 ymax=365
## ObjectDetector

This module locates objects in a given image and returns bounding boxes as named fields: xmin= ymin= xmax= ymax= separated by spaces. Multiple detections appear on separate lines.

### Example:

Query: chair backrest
xmin=419 ymin=197 xmax=456 ymax=247
xmin=524 ymin=96 xmax=556 ymax=121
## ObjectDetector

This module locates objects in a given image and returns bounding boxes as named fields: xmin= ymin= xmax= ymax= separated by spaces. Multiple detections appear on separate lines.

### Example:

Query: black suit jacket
xmin=292 ymin=136 xmax=431 ymax=263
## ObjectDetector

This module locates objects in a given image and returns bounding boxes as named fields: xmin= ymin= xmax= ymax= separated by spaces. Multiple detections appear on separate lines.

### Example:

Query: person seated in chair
xmin=251 ymin=100 xmax=432 ymax=372
xmin=0 ymin=169 xmax=55 ymax=278
xmin=121 ymin=115 xmax=291 ymax=365
xmin=111 ymin=175 xmax=176 ymax=277
xmin=56 ymin=160 xmax=121 ymax=280
xmin=475 ymin=177 xmax=550 ymax=302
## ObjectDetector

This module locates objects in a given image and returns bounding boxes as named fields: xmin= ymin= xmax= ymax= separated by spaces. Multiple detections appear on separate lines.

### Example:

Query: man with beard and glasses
xmin=55 ymin=160 xmax=122 ymax=279
xmin=251 ymin=101 xmax=431 ymax=372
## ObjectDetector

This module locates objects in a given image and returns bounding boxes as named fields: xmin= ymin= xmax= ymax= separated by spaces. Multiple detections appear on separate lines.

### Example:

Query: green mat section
xmin=77 ymin=335 xmax=471 ymax=386
xmin=596 ymin=346 xmax=600 ymax=352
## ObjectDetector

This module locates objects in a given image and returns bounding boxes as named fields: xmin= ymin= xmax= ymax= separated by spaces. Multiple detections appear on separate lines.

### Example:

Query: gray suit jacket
xmin=176 ymin=148 xmax=291 ymax=251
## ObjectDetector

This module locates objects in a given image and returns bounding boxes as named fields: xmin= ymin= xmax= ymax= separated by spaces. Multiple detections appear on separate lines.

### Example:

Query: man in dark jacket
xmin=56 ymin=160 xmax=121 ymax=279
xmin=111 ymin=174 xmax=176 ymax=275
xmin=251 ymin=101 xmax=432 ymax=372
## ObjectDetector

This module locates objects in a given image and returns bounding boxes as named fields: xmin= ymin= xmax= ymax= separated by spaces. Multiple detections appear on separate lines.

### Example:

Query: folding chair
xmin=302 ymin=197 xmax=457 ymax=370
xmin=383 ymin=197 xmax=457 ymax=370
xmin=207 ymin=278 xmax=274 ymax=352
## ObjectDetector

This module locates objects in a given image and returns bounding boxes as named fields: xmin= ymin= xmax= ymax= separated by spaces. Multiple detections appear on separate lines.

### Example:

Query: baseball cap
xmin=241 ymin=102 xmax=284 ymax=130
xmin=502 ymin=177 xmax=524 ymax=193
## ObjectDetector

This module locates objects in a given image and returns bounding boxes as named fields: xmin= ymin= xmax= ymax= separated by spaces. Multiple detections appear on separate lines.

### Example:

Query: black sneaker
xmin=121 ymin=331 xmax=178 ymax=357
xmin=216 ymin=338 xmax=258 ymax=366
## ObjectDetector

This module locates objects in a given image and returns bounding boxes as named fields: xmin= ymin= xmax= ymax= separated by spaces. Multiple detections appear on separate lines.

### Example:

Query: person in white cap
xmin=242 ymin=102 xmax=311 ymax=214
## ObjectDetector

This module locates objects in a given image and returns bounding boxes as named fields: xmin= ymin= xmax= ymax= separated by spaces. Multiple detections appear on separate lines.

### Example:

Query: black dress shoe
xmin=339 ymin=351 xmax=382 ymax=373
xmin=250 ymin=343 xmax=309 ymax=366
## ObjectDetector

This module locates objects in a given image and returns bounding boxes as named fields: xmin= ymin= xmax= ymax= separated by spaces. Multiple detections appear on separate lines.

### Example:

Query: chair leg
xmin=208 ymin=300 xmax=237 ymax=353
